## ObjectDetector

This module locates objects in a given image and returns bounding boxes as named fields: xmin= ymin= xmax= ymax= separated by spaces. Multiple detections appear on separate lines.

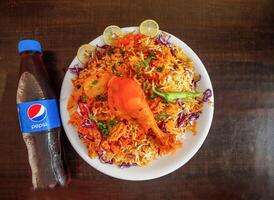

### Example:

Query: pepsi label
xmin=17 ymin=99 xmax=61 ymax=133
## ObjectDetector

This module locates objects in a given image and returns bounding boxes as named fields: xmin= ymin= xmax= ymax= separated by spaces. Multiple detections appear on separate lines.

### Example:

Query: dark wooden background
xmin=0 ymin=0 xmax=274 ymax=199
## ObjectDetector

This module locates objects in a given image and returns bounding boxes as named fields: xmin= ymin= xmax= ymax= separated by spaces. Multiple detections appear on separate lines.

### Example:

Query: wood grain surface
xmin=0 ymin=0 xmax=274 ymax=199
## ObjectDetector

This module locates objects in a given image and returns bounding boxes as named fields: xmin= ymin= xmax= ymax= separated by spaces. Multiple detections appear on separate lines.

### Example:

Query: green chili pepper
xmin=151 ymin=83 xmax=202 ymax=103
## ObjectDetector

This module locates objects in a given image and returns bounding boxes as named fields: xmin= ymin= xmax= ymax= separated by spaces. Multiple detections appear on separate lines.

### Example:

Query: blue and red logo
xmin=27 ymin=104 xmax=47 ymax=122
xmin=18 ymin=99 xmax=61 ymax=133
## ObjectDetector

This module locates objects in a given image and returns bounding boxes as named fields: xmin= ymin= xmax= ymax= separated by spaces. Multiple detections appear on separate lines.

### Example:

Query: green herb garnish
xmin=134 ymin=64 xmax=140 ymax=75
xmin=143 ymin=82 xmax=147 ymax=91
xmin=143 ymin=57 xmax=151 ymax=68
xmin=97 ymin=121 xmax=109 ymax=136
xmin=96 ymin=95 xmax=107 ymax=101
xmin=91 ymin=80 xmax=98 ymax=85
xmin=148 ymin=51 xmax=157 ymax=59
xmin=156 ymin=66 xmax=164 ymax=72
xmin=108 ymin=119 xmax=118 ymax=127
xmin=156 ymin=113 xmax=169 ymax=121
xmin=137 ymin=57 xmax=151 ymax=70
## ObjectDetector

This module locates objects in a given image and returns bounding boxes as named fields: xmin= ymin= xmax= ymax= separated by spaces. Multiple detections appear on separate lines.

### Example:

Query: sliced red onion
xmin=170 ymin=48 xmax=176 ymax=56
xmin=122 ymin=119 xmax=128 ymax=125
xmin=99 ymin=154 xmax=113 ymax=164
xmin=119 ymin=163 xmax=137 ymax=169
xmin=188 ymin=112 xmax=201 ymax=124
xmin=82 ymin=119 xmax=95 ymax=128
xmin=68 ymin=63 xmax=83 ymax=76
xmin=158 ymin=121 xmax=167 ymax=132
xmin=193 ymin=74 xmax=201 ymax=87
xmin=176 ymin=111 xmax=201 ymax=128
xmin=98 ymin=140 xmax=106 ymax=154
xmin=176 ymin=98 xmax=184 ymax=107
xmin=99 ymin=44 xmax=112 ymax=53
xmin=97 ymin=140 xmax=113 ymax=164
xmin=95 ymin=44 xmax=113 ymax=59
xmin=77 ymin=102 xmax=90 ymax=116
xmin=96 ymin=44 xmax=112 ymax=49
xmin=83 ymin=135 xmax=95 ymax=142
xmin=78 ymin=132 xmax=94 ymax=141
xmin=82 ymin=103 xmax=91 ymax=115
xmin=156 ymin=34 xmax=171 ymax=46
xmin=77 ymin=103 xmax=82 ymax=116
xmin=203 ymin=89 xmax=212 ymax=102
xmin=94 ymin=47 xmax=103 ymax=59
xmin=176 ymin=112 xmax=186 ymax=128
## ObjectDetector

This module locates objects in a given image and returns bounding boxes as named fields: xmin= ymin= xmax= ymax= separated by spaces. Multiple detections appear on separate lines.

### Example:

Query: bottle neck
xmin=19 ymin=51 xmax=47 ymax=75
xmin=18 ymin=51 xmax=56 ymax=100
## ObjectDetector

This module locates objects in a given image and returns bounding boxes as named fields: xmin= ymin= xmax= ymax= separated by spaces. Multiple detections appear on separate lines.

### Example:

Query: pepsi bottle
xmin=16 ymin=40 xmax=68 ymax=188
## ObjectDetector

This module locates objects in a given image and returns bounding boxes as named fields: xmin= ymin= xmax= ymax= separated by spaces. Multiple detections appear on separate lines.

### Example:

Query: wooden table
xmin=0 ymin=0 xmax=274 ymax=199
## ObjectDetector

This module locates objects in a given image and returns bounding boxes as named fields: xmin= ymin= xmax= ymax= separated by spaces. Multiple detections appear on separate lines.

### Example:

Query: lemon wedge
xmin=103 ymin=25 xmax=122 ymax=45
xmin=139 ymin=19 xmax=159 ymax=38
xmin=77 ymin=44 xmax=95 ymax=64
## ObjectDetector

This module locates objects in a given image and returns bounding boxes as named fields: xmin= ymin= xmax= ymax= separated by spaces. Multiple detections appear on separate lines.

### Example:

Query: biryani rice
xmin=68 ymin=32 xmax=205 ymax=167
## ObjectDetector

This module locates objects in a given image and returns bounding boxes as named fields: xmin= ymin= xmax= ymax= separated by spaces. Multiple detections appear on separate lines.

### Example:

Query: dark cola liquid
xmin=17 ymin=52 xmax=68 ymax=188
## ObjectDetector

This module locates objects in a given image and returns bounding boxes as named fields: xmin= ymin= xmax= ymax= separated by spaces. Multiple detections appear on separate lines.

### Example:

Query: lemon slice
xmin=77 ymin=44 xmax=95 ymax=64
xmin=139 ymin=19 xmax=159 ymax=38
xmin=103 ymin=25 xmax=122 ymax=45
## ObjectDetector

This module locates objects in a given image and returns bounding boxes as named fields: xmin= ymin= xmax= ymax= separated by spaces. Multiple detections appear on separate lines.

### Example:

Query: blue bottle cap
xmin=18 ymin=40 xmax=42 ymax=53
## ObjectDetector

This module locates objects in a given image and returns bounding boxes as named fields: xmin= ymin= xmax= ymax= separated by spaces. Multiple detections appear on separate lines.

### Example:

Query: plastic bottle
xmin=16 ymin=40 xmax=68 ymax=189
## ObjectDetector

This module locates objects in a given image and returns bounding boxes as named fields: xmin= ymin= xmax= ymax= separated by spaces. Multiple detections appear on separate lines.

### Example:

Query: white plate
xmin=60 ymin=27 xmax=214 ymax=181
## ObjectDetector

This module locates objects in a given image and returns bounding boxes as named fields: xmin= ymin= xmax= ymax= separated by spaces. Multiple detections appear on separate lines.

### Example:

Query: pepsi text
xmin=17 ymin=99 xmax=61 ymax=133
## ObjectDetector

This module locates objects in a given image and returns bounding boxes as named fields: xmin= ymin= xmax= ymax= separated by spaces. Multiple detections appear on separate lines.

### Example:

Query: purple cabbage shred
xmin=158 ymin=121 xmax=167 ymax=132
xmin=156 ymin=34 xmax=171 ymax=46
xmin=176 ymin=98 xmax=184 ymax=107
xmin=77 ymin=102 xmax=91 ymax=116
xmin=188 ymin=112 xmax=201 ymax=124
xmin=82 ymin=103 xmax=91 ymax=115
xmin=95 ymin=44 xmax=113 ymax=59
xmin=98 ymin=141 xmax=113 ymax=164
xmin=82 ymin=119 xmax=95 ymax=128
xmin=119 ymin=163 xmax=137 ymax=169
xmin=99 ymin=154 xmax=113 ymax=164
xmin=176 ymin=111 xmax=201 ymax=128
xmin=193 ymin=74 xmax=201 ymax=87
xmin=203 ymin=89 xmax=212 ymax=102
xmin=68 ymin=63 xmax=83 ymax=76
xmin=122 ymin=119 xmax=129 ymax=125
xmin=170 ymin=48 xmax=176 ymax=56
xmin=176 ymin=112 xmax=187 ymax=128
xmin=95 ymin=48 xmax=103 ymax=59
xmin=76 ymin=104 xmax=82 ymax=116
